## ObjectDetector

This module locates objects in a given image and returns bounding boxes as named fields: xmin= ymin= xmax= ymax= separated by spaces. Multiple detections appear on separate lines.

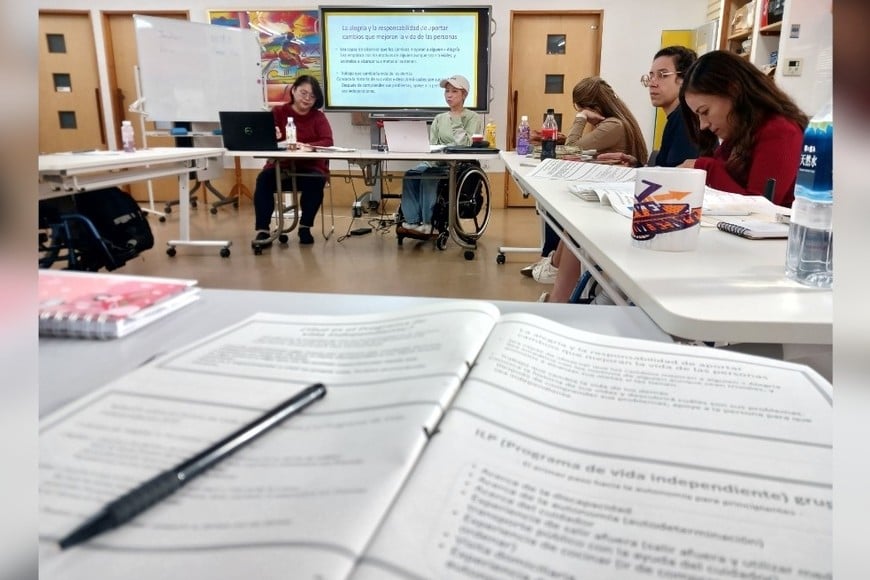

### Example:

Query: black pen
xmin=764 ymin=178 xmax=776 ymax=202
xmin=58 ymin=383 xmax=327 ymax=550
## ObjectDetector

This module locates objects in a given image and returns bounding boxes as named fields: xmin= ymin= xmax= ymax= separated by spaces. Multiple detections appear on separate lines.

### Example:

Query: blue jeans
xmin=401 ymin=164 xmax=447 ymax=224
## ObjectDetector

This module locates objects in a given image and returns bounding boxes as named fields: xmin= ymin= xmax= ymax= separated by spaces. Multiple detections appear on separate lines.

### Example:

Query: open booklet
xmin=570 ymin=182 xmax=785 ymax=220
xmin=38 ymin=302 xmax=831 ymax=579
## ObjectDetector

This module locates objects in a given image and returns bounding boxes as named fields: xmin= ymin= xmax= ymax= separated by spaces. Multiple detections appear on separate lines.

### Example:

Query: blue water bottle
xmin=785 ymin=98 xmax=832 ymax=288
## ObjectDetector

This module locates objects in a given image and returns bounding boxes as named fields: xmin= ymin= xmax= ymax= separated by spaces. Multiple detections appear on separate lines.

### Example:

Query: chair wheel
xmin=496 ymin=253 xmax=506 ymax=264
xmin=159 ymin=216 xmax=167 ymax=223
xmin=233 ymin=202 xmax=239 ymax=209
xmin=436 ymin=235 xmax=448 ymax=251
xmin=253 ymin=246 xmax=263 ymax=255
xmin=190 ymin=200 xmax=198 ymax=209
xmin=210 ymin=207 xmax=218 ymax=215
xmin=164 ymin=206 xmax=172 ymax=214
xmin=220 ymin=247 xmax=231 ymax=258
xmin=166 ymin=247 xmax=176 ymax=257
xmin=278 ymin=234 xmax=289 ymax=244
xmin=464 ymin=250 xmax=475 ymax=261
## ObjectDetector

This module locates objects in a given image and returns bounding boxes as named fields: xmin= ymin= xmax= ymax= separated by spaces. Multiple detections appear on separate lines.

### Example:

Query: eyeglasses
xmin=640 ymin=71 xmax=678 ymax=87
xmin=295 ymin=89 xmax=315 ymax=100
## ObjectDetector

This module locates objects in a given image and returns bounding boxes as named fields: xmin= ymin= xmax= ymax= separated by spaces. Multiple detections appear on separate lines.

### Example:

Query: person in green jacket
xmin=398 ymin=74 xmax=482 ymax=236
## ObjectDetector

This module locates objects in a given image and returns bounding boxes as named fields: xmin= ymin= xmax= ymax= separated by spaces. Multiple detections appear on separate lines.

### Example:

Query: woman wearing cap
xmin=398 ymin=74 xmax=482 ymax=236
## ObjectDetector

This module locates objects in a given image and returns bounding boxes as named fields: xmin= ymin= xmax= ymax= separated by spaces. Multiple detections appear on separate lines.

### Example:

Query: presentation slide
xmin=321 ymin=7 xmax=490 ymax=112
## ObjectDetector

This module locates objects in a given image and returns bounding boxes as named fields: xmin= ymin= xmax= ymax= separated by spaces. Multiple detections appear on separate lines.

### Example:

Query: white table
xmin=230 ymin=148 xmax=493 ymax=257
xmin=38 ymin=288 xmax=670 ymax=416
xmin=500 ymin=151 xmax=833 ymax=346
xmin=38 ymin=147 xmax=232 ymax=257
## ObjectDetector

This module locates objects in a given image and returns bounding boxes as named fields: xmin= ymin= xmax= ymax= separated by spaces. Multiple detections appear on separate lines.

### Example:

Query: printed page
xmin=703 ymin=187 xmax=782 ymax=216
xmin=354 ymin=313 xmax=832 ymax=579
xmin=529 ymin=158 xmax=637 ymax=182
xmin=39 ymin=302 xmax=500 ymax=580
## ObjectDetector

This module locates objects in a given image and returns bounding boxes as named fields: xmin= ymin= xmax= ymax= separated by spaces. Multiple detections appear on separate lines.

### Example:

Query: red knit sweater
xmin=694 ymin=115 xmax=803 ymax=207
xmin=269 ymin=102 xmax=334 ymax=176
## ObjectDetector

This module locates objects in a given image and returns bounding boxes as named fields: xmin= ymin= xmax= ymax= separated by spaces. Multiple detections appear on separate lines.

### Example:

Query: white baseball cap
xmin=439 ymin=74 xmax=470 ymax=93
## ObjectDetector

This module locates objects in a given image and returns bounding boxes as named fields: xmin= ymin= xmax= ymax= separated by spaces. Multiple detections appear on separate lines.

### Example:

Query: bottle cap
xmin=521 ymin=115 xmax=528 ymax=121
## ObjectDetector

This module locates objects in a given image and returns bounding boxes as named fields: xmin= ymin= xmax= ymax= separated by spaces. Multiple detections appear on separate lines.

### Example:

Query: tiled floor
xmin=117 ymin=197 xmax=550 ymax=303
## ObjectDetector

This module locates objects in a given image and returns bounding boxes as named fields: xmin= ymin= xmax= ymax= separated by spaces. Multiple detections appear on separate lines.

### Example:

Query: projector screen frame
xmin=320 ymin=5 xmax=492 ymax=114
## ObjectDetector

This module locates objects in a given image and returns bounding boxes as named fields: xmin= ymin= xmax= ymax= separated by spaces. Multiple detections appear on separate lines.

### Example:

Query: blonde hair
xmin=572 ymin=76 xmax=649 ymax=163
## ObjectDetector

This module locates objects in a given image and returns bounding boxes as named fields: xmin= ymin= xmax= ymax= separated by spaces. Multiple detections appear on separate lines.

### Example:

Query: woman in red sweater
xmin=254 ymin=75 xmax=333 ymax=247
xmin=677 ymin=50 xmax=808 ymax=207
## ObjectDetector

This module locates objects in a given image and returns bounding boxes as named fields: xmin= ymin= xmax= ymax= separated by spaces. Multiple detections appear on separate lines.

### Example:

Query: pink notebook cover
xmin=38 ymin=271 xmax=199 ymax=338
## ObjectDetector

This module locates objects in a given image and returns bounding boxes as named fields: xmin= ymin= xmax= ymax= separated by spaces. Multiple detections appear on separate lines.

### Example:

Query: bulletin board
xmin=133 ymin=15 xmax=265 ymax=122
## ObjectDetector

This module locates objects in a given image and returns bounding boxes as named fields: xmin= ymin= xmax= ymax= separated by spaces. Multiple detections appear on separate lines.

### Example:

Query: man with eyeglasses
xmin=598 ymin=45 xmax=698 ymax=168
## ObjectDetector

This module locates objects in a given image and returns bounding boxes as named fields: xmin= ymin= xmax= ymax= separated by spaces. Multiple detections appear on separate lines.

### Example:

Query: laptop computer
xmin=382 ymin=121 xmax=443 ymax=153
xmin=219 ymin=111 xmax=281 ymax=151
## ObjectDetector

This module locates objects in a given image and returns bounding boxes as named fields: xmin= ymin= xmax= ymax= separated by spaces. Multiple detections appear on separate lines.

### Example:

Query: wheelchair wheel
xmin=453 ymin=165 xmax=492 ymax=242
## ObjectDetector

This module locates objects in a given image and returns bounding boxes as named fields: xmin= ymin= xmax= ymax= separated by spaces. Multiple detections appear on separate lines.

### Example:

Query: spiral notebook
xmin=716 ymin=219 xmax=789 ymax=239
xmin=38 ymin=270 xmax=200 ymax=339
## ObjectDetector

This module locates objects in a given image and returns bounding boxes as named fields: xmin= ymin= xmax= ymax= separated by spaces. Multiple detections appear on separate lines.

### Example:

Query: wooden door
xmin=506 ymin=12 xmax=602 ymax=206
xmin=39 ymin=12 xmax=105 ymax=153
xmin=104 ymin=11 xmax=187 ymax=201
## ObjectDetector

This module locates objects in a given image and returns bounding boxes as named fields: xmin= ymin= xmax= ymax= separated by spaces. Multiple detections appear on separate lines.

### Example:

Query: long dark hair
xmin=290 ymin=74 xmax=324 ymax=109
xmin=572 ymin=76 xmax=649 ymax=164
xmin=679 ymin=50 xmax=808 ymax=185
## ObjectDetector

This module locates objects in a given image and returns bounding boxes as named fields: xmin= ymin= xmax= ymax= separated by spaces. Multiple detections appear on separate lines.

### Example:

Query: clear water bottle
xmin=540 ymin=108 xmax=558 ymax=160
xmin=516 ymin=115 xmax=531 ymax=155
xmin=121 ymin=120 xmax=136 ymax=153
xmin=785 ymin=98 xmax=832 ymax=288
xmin=285 ymin=117 xmax=297 ymax=151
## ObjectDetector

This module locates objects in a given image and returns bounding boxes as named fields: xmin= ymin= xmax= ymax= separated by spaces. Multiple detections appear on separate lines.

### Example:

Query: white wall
xmin=776 ymin=0 xmax=832 ymax=117
xmin=38 ymin=0 xmax=709 ymax=165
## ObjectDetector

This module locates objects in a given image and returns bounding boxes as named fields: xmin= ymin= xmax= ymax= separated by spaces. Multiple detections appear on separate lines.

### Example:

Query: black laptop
xmin=218 ymin=111 xmax=281 ymax=151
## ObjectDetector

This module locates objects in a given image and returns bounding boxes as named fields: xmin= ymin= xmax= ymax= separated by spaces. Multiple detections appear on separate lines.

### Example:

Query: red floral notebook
xmin=38 ymin=270 xmax=200 ymax=339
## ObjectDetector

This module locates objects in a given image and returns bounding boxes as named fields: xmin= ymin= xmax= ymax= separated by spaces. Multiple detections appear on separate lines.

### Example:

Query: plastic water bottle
xmin=785 ymin=98 xmax=832 ymax=288
xmin=484 ymin=121 xmax=496 ymax=147
xmin=285 ymin=117 xmax=297 ymax=151
xmin=540 ymin=109 xmax=558 ymax=160
xmin=516 ymin=115 xmax=531 ymax=156
xmin=121 ymin=120 xmax=136 ymax=153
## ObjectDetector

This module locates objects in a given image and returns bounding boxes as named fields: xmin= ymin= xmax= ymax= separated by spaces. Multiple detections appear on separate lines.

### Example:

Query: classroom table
xmin=500 ymin=151 xmax=833 ymax=347
xmin=229 ymin=148 xmax=493 ymax=258
xmin=38 ymin=147 xmax=232 ymax=257
xmin=38 ymin=288 xmax=671 ymax=417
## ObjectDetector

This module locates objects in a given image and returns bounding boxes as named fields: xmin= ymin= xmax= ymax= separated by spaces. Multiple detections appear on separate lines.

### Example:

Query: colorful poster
xmin=208 ymin=10 xmax=321 ymax=103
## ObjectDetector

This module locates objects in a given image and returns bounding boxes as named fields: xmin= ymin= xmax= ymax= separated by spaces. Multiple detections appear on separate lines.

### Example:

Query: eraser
xmin=170 ymin=127 xmax=188 ymax=135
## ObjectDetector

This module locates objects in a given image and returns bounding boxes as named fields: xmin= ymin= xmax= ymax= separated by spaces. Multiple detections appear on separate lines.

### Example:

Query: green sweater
xmin=429 ymin=109 xmax=482 ymax=147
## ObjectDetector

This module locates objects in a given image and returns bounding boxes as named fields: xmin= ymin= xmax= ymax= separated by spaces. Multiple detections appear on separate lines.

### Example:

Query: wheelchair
xmin=395 ymin=161 xmax=492 ymax=260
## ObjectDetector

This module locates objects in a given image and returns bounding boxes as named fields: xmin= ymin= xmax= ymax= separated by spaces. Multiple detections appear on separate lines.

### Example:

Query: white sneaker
xmin=521 ymin=255 xmax=549 ymax=278
xmin=414 ymin=223 xmax=433 ymax=235
xmin=532 ymin=254 xmax=558 ymax=284
xmin=537 ymin=291 xmax=550 ymax=303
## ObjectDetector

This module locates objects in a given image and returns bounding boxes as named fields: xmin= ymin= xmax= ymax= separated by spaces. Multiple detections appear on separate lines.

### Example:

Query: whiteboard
xmin=133 ymin=15 xmax=265 ymax=122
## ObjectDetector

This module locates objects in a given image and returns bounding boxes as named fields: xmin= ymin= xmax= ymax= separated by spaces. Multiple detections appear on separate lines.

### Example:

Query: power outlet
xmin=782 ymin=58 xmax=803 ymax=76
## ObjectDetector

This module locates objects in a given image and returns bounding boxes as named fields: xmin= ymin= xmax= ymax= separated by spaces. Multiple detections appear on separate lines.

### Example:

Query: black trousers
xmin=254 ymin=168 xmax=325 ymax=231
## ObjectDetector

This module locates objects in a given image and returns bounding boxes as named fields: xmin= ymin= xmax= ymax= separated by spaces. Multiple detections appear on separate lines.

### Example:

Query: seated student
xmin=524 ymin=76 xmax=649 ymax=283
xmin=398 ymin=74 xmax=482 ymax=236
xmin=677 ymin=50 xmax=807 ymax=208
xmin=543 ymin=46 xmax=701 ymax=304
xmin=598 ymin=45 xmax=699 ymax=168
xmin=253 ymin=75 xmax=333 ymax=247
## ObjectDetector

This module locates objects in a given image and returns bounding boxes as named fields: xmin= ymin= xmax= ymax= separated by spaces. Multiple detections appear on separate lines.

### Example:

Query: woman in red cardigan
xmin=677 ymin=50 xmax=808 ymax=208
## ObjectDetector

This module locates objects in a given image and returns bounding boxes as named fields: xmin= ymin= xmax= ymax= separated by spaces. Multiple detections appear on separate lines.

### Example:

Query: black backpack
xmin=40 ymin=187 xmax=154 ymax=271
